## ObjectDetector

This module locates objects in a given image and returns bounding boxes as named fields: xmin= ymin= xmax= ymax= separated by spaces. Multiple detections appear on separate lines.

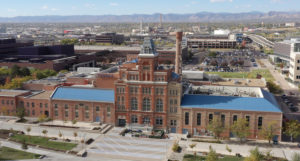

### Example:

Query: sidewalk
xmin=0 ymin=120 xmax=101 ymax=141
xmin=261 ymin=59 xmax=298 ymax=92
xmin=181 ymin=140 xmax=300 ymax=160
xmin=0 ymin=139 xmax=76 ymax=159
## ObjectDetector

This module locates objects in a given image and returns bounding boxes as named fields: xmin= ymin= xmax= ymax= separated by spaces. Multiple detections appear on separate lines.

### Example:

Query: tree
xmin=210 ymin=60 xmax=218 ymax=66
xmin=20 ymin=67 xmax=31 ymax=77
xmin=42 ymin=129 xmax=48 ymax=137
xmin=266 ymin=81 xmax=283 ymax=94
xmin=284 ymin=120 xmax=300 ymax=142
xmin=244 ymin=147 xmax=264 ymax=161
xmin=58 ymin=131 xmax=63 ymax=140
xmin=73 ymin=132 xmax=78 ymax=142
xmin=259 ymin=121 xmax=280 ymax=144
xmin=225 ymin=145 xmax=232 ymax=155
xmin=72 ymin=120 xmax=77 ymax=127
xmin=209 ymin=51 xmax=217 ymax=57
xmin=16 ymin=107 xmax=25 ymax=121
xmin=220 ymin=61 xmax=228 ymax=67
xmin=172 ymin=142 xmax=181 ymax=152
xmin=292 ymin=153 xmax=300 ymax=161
xmin=231 ymin=118 xmax=250 ymax=143
xmin=36 ymin=71 xmax=46 ymax=80
xmin=206 ymin=145 xmax=218 ymax=161
xmin=0 ymin=107 xmax=7 ymax=116
xmin=81 ymin=138 xmax=85 ymax=148
xmin=207 ymin=117 xmax=225 ymax=140
xmin=189 ymin=143 xmax=197 ymax=158
xmin=38 ymin=114 xmax=47 ymax=122
xmin=21 ymin=139 xmax=28 ymax=150
xmin=11 ymin=65 xmax=21 ymax=77
xmin=26 ymin=127 xmax=31 ymax=136
xmin=60 ymin=38 xmax=79 ymax=45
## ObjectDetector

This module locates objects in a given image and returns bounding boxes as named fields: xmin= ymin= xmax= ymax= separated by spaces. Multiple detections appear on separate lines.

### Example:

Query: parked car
xmin=284 ymin=99 xmax=290 ymax=104
xmin=289 ymin=92 xmax=295 ymax=95
xmin=281 ymin=94 xmax=287 ymax=99
xmin=289 ymin=106 xmax=298 ymax=112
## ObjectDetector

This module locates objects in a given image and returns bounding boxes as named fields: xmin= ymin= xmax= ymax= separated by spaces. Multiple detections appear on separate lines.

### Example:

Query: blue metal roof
xmin=51 ymin=87 xmax=114 ymax=103
xmin=181 ymin=94 xmax=281 ymax=113
xmin=129 ymin=58 xmax=138 ymax=63
xmin=172 ymin=72 xmax=180 ymax=79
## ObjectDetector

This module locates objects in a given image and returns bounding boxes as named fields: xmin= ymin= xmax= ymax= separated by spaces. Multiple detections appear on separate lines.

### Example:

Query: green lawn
xmin=0 ymin=146 xmax=41 ymax=160
xmin=183 ymin=154 xmax=244 ymax=161
xmin=207 ymin=69 xmax=274 ymax=82
xmin=10 ymin=134 xmax=77 ymax=151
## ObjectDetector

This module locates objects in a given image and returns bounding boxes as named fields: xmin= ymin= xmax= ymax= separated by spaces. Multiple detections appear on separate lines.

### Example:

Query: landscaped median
xmin=183 ymin=154 xmax=243 ymax=161
xmin=9 ymin=134 xmax=77 ymax=151
xmin=207 ymin=69 xmax=275 ymax=82
xmin=0 ymin=146 xmax=41 ymax=160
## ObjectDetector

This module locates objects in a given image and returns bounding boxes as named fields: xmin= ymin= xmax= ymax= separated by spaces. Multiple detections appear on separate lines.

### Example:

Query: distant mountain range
xmin=1 ymin=11 xmax=300 ymax=23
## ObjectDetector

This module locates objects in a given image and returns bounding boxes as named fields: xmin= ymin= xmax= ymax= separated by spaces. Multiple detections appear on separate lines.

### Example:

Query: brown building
xmin=179 ymin=91 xmax=282 ymax=140
xmin=50 ymin=87 xmax=115 ymax=124
xmin=22 ymin=91 xmax=52 ymax=117
xmin=0 ymin=89 xmax=31 ymax=116
xmin=114 ymin=37 xmax=181 ymax=130
xmin=0 ymin=36 xmax=283 ymax=141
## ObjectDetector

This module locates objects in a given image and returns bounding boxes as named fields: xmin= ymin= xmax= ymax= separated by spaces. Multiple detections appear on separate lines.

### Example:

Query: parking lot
xmin=183 ymin=49 xmax=266 ymax=72
xmin=276 ymin=93 xmax=300 ymax=123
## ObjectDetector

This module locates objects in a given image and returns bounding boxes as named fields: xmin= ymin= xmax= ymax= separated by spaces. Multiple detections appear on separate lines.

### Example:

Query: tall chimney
xmin=175 ymin=31 xmax=183 ymax=77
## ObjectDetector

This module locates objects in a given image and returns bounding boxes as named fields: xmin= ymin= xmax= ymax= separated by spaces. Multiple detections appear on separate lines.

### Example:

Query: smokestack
xmin=175 ymin=31 xmax=183 ymax=77
xmin=160 ymin=14 xmax=163 ymax=27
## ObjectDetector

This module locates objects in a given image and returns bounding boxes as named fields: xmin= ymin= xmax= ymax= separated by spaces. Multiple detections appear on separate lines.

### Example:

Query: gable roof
xmin=51 ymin=87 xmax=114 ymax=103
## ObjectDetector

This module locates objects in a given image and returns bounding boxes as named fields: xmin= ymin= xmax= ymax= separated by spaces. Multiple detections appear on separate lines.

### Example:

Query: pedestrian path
xmin=182 ymin=140 xmax=300 ymax=160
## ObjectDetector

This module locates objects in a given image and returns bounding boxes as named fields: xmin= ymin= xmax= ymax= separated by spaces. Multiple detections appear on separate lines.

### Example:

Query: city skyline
xmin=0 ymin=0 xmax=299 ymax=17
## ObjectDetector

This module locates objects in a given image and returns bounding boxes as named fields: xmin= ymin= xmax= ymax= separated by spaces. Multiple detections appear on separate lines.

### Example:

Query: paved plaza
xmin=87 ymin=130 xmax=173 ymax=161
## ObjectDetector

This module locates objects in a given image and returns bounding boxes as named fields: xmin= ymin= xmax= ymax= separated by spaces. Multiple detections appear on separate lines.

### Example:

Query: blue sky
xmin=0 ymin=0 xmax=298 ymax=17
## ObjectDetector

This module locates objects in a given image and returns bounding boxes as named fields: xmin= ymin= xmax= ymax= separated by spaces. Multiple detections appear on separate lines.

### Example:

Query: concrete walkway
xmin=0 ymin=139 xmax=76 ymax=159
xmin=181 ymin=140 xmax=300 ymax=160
xmin=261 ymin=59 xmax=298 ymax=92
xmin=0 ymin=120 xmax=101 ymax=141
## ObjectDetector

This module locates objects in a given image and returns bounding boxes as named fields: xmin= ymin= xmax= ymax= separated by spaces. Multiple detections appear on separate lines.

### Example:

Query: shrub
xmin=172 ymin=142 xmax=181 ymax=152
xmin=21 ymin=139 xmax=28 ymax=150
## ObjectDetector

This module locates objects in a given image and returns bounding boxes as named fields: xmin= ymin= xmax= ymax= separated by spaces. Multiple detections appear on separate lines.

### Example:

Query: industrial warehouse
xmin=0 ymin=33 xmax=282 ymax=140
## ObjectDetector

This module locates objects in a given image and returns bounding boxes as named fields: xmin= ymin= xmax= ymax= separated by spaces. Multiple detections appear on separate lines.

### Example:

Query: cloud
xmin=7 ymin=8 xmax=16 ymax=12
xmin=210 ymin=0 xmax=233 ymax=2
xmin=109 ymin=2 xmax=119 ymax=6
xmin=41 ymin=5 xmax=48 ymax=10
xmin=71 ymin=6 xmax=77 ymax=10
xmin=41 ymin=5 xmax=58 ymax=11
xmin=85 ymin=3 xmax=96 ymax=8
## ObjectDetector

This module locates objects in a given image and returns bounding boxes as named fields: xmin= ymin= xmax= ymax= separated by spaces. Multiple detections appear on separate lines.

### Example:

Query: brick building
xmin=0 ymin=35 xmax=283 ymax=141
xmin=0 ymin=89 xmax=31 ymax=116
xmin=50 ymin=87 xmax=115 ymax=124
xmin=114 ymin=37 xmax=181 ymax=130
xmin=180 ymin=92 xmax=282 ymax=140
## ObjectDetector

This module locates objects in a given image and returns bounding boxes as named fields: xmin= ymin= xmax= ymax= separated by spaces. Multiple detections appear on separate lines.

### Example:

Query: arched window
xmin=142 ymin=98 xmax=151 ymax=111
xmin=131 ymin=97 xmax=138 ymax=110
xmin=156 ymin=99 xmax=163 ymax=112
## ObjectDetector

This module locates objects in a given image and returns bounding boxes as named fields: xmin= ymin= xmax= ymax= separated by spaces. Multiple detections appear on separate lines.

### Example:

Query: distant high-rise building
xmin=95 ymin=32 xmax=124 ymax=44
xmin=0 ymin=27 xmax=6 ymax=33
